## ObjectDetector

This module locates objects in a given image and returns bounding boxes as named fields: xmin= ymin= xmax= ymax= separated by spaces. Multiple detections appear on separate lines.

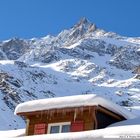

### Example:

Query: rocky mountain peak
xmin=78 ymin=17 xmax=89 ymax=25
xmin=0 ymin=37 xmax=30 ymax=60
xmin=64 ymin=17 xmax=97 ymax=41
xmin=74 ymin=17 xmax=96 ymax=33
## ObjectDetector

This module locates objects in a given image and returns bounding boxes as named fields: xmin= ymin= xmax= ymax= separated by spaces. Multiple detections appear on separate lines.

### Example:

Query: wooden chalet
xmin=14 ymin=94 xmax=135 ymax=136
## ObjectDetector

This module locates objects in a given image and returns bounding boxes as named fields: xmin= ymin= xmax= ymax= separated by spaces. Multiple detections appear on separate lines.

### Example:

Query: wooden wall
xmin=19 ymin=105 xmax=125 ymax=136
xmin=25 ymin=106 xmax=95 ymax=135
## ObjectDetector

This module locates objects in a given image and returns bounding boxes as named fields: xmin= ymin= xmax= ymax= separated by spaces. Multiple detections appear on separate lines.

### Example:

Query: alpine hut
xmin=14 ymin=94 xmax=135 ymax=136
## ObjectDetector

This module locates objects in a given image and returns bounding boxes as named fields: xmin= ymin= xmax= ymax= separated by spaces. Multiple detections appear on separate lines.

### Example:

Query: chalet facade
xmin=14 ymin=94 xmax=135 ymax=136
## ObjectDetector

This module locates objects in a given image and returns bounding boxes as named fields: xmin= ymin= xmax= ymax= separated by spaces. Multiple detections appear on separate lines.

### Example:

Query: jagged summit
xmin=76 ymin=17 xmax=91 ymax=26
xmin=73 ymin=17 xmax=96 ymax=33
xmin=57 ymin=17 xmax=97 ymax=43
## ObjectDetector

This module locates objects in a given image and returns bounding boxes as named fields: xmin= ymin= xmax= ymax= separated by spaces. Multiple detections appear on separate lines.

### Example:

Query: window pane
xmin=50 ymin=126 xmax=60 ymax=133
xmin=62 ymin=125 xmax=70 ymax=133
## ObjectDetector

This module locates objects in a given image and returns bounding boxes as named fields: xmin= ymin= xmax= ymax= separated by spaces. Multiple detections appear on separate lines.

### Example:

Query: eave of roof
xmin=14 ymin=94 xmax=136 ymax=119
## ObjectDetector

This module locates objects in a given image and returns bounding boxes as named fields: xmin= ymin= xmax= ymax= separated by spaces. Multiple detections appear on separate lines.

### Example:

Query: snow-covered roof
xmin=14 ymin=94 xmax=136 ymax=119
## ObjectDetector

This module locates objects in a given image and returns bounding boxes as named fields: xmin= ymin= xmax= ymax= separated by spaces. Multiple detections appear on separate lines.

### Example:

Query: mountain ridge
xmin=0 ymin=18 xmax=139 ymax=130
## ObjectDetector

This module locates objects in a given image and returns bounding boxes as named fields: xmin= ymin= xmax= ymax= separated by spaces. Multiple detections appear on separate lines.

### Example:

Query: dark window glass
xmin=62 ymin=125 xmax=70 ymax=133
xmin=50 ymin=126 xmax=60 ymax=133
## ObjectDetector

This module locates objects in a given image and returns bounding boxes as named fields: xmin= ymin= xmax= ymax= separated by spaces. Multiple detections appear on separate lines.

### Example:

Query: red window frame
xmin=34 ymin=123 xmax=47 ymax=135
xmin=71 ymin=121 xmax=84 ymax=132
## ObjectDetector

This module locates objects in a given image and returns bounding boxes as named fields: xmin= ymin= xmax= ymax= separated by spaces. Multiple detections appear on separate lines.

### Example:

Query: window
xmin=62 ymin=124 xmax=70 ymax=132
xmin=48 ymin=122 xmax=71 ymax=134
xmin=50 ymin=126 xmax=59 ymax=133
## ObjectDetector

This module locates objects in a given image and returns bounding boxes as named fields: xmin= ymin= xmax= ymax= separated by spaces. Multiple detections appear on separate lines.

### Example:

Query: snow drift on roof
xmin=14 ymin=94 xmax=136 ymax=119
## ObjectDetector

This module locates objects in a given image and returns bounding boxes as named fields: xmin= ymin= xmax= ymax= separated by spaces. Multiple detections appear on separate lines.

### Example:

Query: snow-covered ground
xmin=0 ymin=129 xmax=25 ymax=138
xmin=1 ymin=124 xmax=140 ymax=140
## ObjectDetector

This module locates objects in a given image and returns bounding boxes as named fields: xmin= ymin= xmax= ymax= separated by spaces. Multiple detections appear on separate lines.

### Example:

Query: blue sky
xmin=0 ymin=0 xmax=139 ymax=41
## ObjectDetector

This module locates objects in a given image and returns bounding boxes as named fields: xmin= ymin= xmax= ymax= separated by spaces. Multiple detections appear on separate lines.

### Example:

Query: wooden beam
xmin=25 ymin=119 xmax=30 ymax=136
xmin=94 ymin=106 xmax=98 ymax=129
xmin=16 ymin=106 xmax=97 ymax=117
xmin=97 ymin=105 xmax=124 ymax=120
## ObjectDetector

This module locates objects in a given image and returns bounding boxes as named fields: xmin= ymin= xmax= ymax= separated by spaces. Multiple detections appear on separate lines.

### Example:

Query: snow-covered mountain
xmin=0 ymin=17 xmax=140 ymax=130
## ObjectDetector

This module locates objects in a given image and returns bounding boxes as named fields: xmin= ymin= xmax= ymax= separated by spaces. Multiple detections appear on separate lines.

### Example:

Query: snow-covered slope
xmin=0 ymin=17 xmax=140 ymax=130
